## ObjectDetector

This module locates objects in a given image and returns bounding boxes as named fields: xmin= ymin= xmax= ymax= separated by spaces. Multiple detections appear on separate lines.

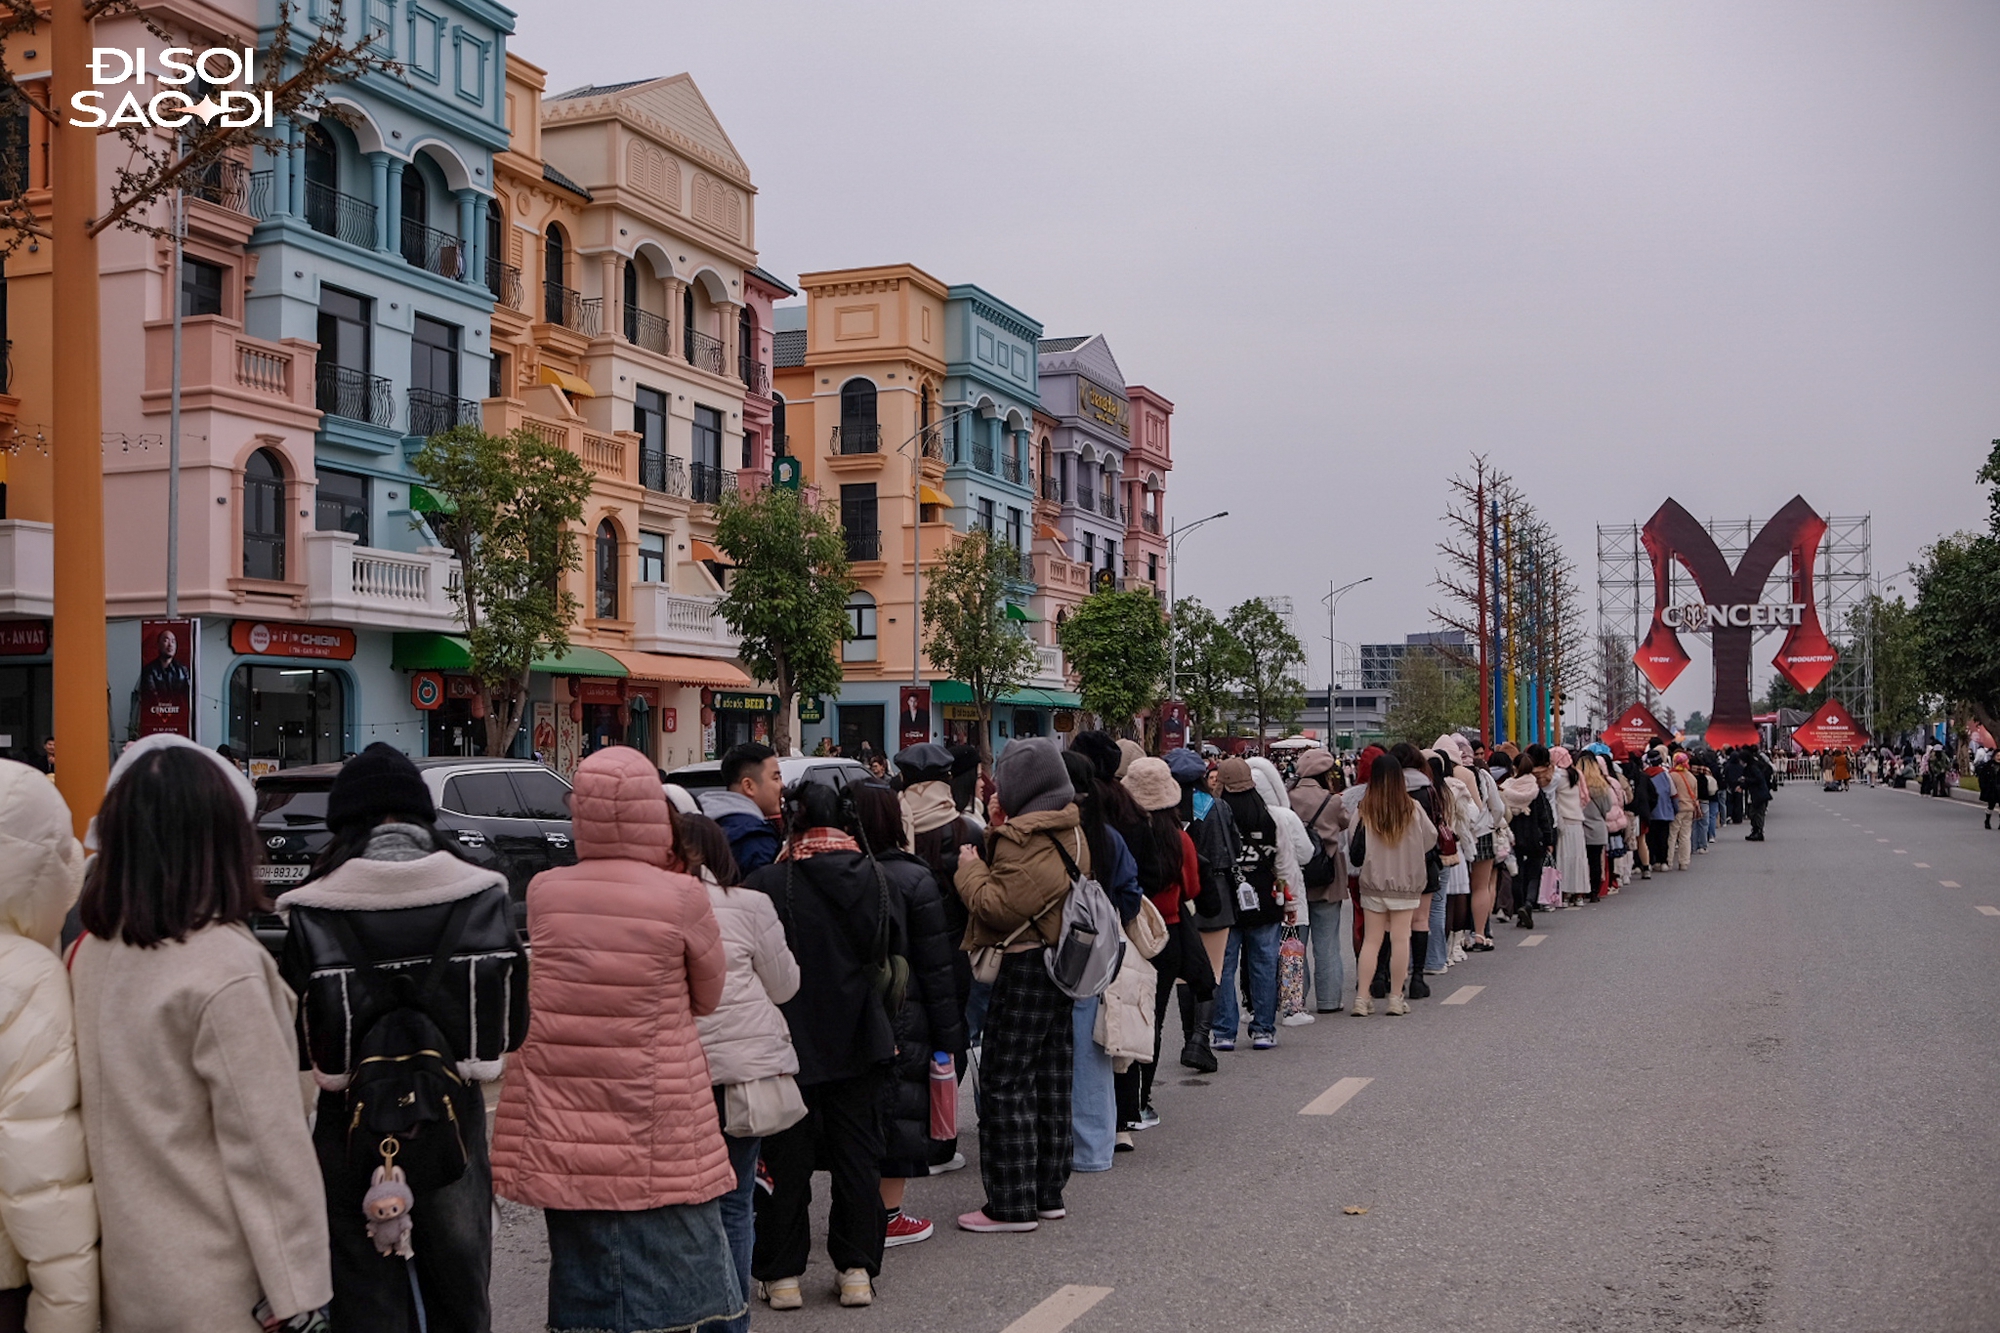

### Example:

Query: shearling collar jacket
xmin=956 ymin=806 xmax=1090 ymax=951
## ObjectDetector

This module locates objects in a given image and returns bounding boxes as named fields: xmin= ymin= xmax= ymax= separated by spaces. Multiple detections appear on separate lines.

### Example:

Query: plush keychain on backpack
xmin=362 ymin=1140 xmax=416 ymax=1259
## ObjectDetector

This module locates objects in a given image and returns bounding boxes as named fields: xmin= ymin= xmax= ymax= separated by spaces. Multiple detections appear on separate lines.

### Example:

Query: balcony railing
xmin=1078 ymin=486 xmax=1095 ymax=513
xmin=580 ymin=432 xmax=626 ymax=478
xmin=641 ymin=450 xmax=688 ymax=498
xmin=186 ymin=157 xmax=250 ymax=213
xmin=626 ymin=307 xmax=671 ymax=356
xmin=407 ymin=387 xmax=480 ymax=437
xmin=685 ymin=328 xmax=724 ymax=376
xmin=631 ymin=587 xmax=741 ymax=657
xmin=1099 ymin=494 xmax=1118 ymax=519
xmin=832 ymin=423 xmax=880 ymax=455
xmin=485 ymin=257 xmax=522 ymax=308
xmin=844 ymin=528 xmax=881 ymax=562
xmin=1002 ymin=455 xmax=1023 ymax=484
xmin=919 ymin=425 xmax=944 ymax=461
xmin=236 ymin=342 xmax=291 ymax=397
xmin=1001 ymin=544 xmax=1035 ymax=583
xmin=973 ymin=442 xmax=994 ymax=472
xmin=689 ymin=462 xmax=736 ymax=506
xmin=740 ymin=357 xmax=769 ymax=394
xmin=1041 ymin=474 xmax=1061 ymax=503
xmin=304 ymin=180 xmax=378 ymax=249
xmin=1031 ymin=643 xmax=1066 ymax=686
xmin=400 ymin=218 xmax=465 ymax=278
xmin=304 ymin=531 xmax=463 ymax=631
xmin=316 ymin=363 xmax=396 ymax=427
xmin=543 ymin=282 xmax=600 ymax=335
xmin=1141 ymin=511 xmax=1160 ymax=533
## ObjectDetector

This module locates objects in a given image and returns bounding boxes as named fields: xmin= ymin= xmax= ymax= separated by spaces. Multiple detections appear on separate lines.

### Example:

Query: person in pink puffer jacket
xmin=491 ymin=746 xmax=741 ymax=1333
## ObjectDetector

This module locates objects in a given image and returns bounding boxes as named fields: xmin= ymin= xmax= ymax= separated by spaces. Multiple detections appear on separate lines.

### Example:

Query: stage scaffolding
xmin=1594 ymin=513 xmax=1876 ymax=736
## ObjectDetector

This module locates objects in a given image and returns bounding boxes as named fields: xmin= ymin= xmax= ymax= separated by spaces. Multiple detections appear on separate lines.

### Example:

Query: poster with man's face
xmin=138 ymin=619 xmax=197 ymax=738
xmin=899 ymin=686 xmax=932 ymax=753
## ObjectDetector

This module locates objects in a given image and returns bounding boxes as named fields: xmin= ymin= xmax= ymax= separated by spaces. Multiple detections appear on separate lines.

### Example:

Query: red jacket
xmin=1149 ymin=830 xmax=1201 ymax=925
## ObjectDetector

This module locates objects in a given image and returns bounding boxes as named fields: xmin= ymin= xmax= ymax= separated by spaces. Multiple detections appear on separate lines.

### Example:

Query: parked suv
xmin=666 ymin=756 xmax=871 ymax=795
xmin=254 ymin=757 xmax=577 ymax=941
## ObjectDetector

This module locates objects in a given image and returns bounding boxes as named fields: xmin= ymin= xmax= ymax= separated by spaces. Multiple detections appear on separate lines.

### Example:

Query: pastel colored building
xmin=1121 ymin=383 xmax=1172 ymax=592
xmin=1035 ymin=334 xmax=1133 ymax=601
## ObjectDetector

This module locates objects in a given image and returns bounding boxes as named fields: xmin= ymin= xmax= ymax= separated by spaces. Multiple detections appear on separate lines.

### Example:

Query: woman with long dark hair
xmin=279 ymin=743 xmax=528 ymax=1333
xmin=1347 ymin=754 xmax=1437 ymax=1016
xmin=71 ymin=738 xmax=332 ymax=1332
xmin=1117 ymin=757 xmax=1208 ymax=1133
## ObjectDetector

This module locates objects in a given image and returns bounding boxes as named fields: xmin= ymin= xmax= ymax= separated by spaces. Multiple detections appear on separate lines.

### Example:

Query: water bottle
xmin=929 ymin=1052 xmax=957 ymax=1141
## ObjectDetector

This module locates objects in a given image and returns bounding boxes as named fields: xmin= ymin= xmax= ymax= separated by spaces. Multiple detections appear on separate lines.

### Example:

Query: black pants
xmin=1586 ymin=844 xmax=1605 ymax=898
xmin=315 ymin=1088 xmax=493 ymax=1333
xmin=1749 ymin=799 xmax=1768 ymax=837
xmin=1645 ymin=819 xmax=1671 ymax=866
xmin=753 ymin=1070 xmax=886 ymax=1280
xmin=978 ymin=951 xmax=1074 ymax=1223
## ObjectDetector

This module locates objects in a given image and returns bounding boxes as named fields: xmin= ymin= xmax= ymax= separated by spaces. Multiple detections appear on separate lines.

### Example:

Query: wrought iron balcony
xmin=1141 ymin=511 xmax=1160 ymax=533
xmin=408 ymin=387 xmax=481 ymax=437
xmin=740 ymin=356 xmax=769 ymax=394
xmin=832 ymin=423 xmax=880 ymax=455
xmin=304 ymin=180 xmax=378 ymax=249
xmin=844 ymin=527 xmax=881 ymax=562
xmin=685 ymin=328 xmax=724 ymax=376
xmin=1099 ymin=493 xmax=1118 ymax=519
xmin=689 ymin=462 xmax=736 ymax=506
xmin=1002 ymin=455 xmax=1023 ymax=484
xmin=400 ymin=218 xmax=465 ymax=278
xmin=315 ymin=363 xmax=395 ymax=427
xmin=919 ymin=425 xmax=945 ymax=461
xmin=973 ymin=442 xmax=995 ymax=473
xmin=1041 ymin=474 xmax=1062 ymax=503
xmin=626 ymin=307 xmax=671 ymax=356
xmin=543 ymin=282 xmax=601 ymax=335
xmin=641 ymin=450 xmax=688 ymax=498
xmin=186 ymin=157 xmax=249 ymax=213
xmin=485 ymin=257 xmax=522 ymax=308
xmin=1078 ymin=485 xmax=1095 ymax=513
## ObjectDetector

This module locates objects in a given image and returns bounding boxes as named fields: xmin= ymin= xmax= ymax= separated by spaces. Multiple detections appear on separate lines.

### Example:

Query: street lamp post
xmin=1322 ymin=577 xmax=1371 ymax=752
xmin=1165 ymin=510 xmax=1229 ymax=699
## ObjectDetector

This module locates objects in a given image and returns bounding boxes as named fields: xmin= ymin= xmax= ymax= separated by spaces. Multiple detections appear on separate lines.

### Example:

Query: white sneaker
xmin=1280 ymin=1011 xmax=1316 ymax=1026
xmin=761 ymin=1278 xmax=803 ymax=1310
xmin=837 ymin=1268 xmax=873 ymax=1307
xmin=1448 ymin=944 xmax=1467 ymax=964
xmin=1351 ymin=993 xmax=1374 ymax=1016
xmin=928 ymin=1151 xmax=967 ymax=1175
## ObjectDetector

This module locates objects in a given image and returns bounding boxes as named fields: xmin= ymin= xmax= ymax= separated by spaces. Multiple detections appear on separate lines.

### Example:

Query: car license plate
xmin=257 ymin=863 xmax=310 ymax=884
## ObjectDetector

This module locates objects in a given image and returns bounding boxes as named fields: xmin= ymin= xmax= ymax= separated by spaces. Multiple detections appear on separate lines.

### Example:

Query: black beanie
xmin=1068 ymin=730 xmax=1122 ymax=785
xmin=326 ymin=742 xmax=435 ymax=834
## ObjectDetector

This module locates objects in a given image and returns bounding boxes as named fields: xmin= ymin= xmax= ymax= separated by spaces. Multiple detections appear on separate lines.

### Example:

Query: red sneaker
xmin=883 ymin=1212 xmax=934 ymax=1247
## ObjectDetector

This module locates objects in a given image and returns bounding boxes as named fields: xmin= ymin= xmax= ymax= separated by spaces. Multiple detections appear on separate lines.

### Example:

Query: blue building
xmin=226 ymin=0 xmax=513 ymax=766
xmin=941 ymin=285 xmax=1039 ymax=601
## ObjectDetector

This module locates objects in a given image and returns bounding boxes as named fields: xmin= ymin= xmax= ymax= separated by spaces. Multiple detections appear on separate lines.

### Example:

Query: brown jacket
xmin=1288 ymin=780 xmax=1349 ymax=903
xmin=956 ymin=806 xmax=1091 ymax=951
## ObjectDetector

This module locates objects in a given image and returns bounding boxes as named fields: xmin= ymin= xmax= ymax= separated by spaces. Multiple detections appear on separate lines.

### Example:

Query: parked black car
xmin=254 ymin=757 xmax=576 ymax=945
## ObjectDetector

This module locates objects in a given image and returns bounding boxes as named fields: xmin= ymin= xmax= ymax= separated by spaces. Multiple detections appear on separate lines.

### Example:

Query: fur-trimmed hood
xmin=277 ymin=848 xmax=504 ymax=912
xmin=0 ymin=759 xmax=84 ymax=946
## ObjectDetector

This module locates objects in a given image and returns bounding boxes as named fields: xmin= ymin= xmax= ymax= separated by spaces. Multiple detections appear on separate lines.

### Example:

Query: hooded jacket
xmin=878 ymin=852 xmax=968 ymax=1169
xmin=491 ymin=747 xmax=734 ymax=1212
xmin=698 ymin=788 xmax=784 ymax=876
xmin=278 ymin=824 xmax=526 ymax=1089
xmin=1249 ymin=758 xmax=1316 ymax=906
xmin=0 ymin=762 xmax=98 ymax=1333
xmin=694 ymin=875 xmax=800 ymax=1088
xmin=955 ymin=806 xmax=1091 ymax=951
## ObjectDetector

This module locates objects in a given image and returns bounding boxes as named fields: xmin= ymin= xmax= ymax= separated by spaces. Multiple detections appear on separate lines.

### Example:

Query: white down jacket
xmin=694 ymin=875 xmax=802 ymax=1087
xmin=1248 ymin=758 xmax=1317 ymax=902
xmin=0 ymin=761 xmax=99 ymax=1333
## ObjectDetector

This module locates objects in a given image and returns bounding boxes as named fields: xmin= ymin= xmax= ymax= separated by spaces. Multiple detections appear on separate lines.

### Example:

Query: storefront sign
xmin=0 ymin=621 xmax=49 ymax=656
xmin=575 ymin=677 xmax=627 ymax=705
xmin=942 ymin=704 xmax=981 ymax=722
xmin=797 ymin=695 xmax=825 ymax=724
xmin=1631 ymin=496 xmax=1834 ymax=748
xmin=712 ymin=691 xmax=778 ymax=713
xmin=663 ymin=706 xmax=678 ymax=733
xmin=532 ymin=702 xmax=557 ymax=760
xmin=411 ymin=672 xmax=444 ymax=710
xmin=138 ymin=618 xmax=197 ymax=738
xmin=1077 ymin=375 xmax=1129 ymax=439
xmin=231 ymin=620 xmax=356 ymax=661
xmin=1601 ymin=701 xmax=1673 ymax=760
xmin=1053 ymin=710 xmax=1076 ymax=733
xmin=446 ymin=674 xmax=480 ymax=699
xmin=899 ymin=685 xmax=931 ymax=752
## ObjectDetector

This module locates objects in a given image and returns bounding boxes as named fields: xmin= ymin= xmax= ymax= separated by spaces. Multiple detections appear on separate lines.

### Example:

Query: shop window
xmin=228 ymin=664 xmax=344 ymax=768
xmin=843 ymin=591 xmax=877 ymax=662
xmin=638 ymin=530 xmax=667 ymax=584
xmin=594 ymin=519 xmax=619 ymax=620
xmin=180 ymin=257 xmax=225 ymax=317
xmin=837 ymin=703 xmax=885 ymax=760
xmin=315 ymin=469 xmax=370 ymax=544
xmin=243 ymin=448 xmax=287 ymax=580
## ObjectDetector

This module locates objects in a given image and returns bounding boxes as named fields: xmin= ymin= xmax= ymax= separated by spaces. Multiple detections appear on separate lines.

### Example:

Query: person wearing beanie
xmin=1115 ymin=738 xmax=1145 ymax=779
xmin=1067 ymin=730 xmax=1124 ymax=786
xmin=954 ymin=737 xmax=1089 ymax=1233
xmin=279 ymin=743 xmax=527 ymax=1333
xmin=1288 ymin=749 xmax=1351 ymax=1013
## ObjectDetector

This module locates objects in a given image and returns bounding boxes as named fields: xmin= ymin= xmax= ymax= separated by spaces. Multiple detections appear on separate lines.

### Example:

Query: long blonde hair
xmin=1359 ymin=754 xmax=1412 ymax=842
xmin=1581 ymin=754 xmax=1612 ymax=799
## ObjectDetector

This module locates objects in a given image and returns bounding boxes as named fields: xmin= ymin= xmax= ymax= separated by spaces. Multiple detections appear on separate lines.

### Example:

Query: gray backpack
xmin=1042 ymin=830 xmax=1125 ymax=999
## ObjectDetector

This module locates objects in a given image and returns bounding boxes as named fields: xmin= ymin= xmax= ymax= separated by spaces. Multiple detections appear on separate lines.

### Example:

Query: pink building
xmin=1121 ymin=385 xmax=1172 ymax=592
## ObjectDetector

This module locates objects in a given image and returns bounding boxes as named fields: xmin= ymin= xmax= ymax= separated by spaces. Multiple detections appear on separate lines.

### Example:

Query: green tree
xmin=1225 ymin=598 xmax=1307 ymax=743
xmin=1384 ymin=651 xmax=1478 ymax=744
xmin=413 ymin=425 xmax=593 ymax=756
xmin=1911 ymin=532 xmax=2000 ymax=732
xmin=713 ymin=485 xmax=855 ymax=756
xmin=1684 ymin=710 xmax=1708 ymax=739
xmin=923 ymin=528 xmax=1038 ymax=765
xmin=1170 ymin=597 xmax=1245 ymax=743
xmin=1856 ymin=593 xmax=1931 ymax=736
xmin=1060 ymin=590 xmax=1169 ymax=738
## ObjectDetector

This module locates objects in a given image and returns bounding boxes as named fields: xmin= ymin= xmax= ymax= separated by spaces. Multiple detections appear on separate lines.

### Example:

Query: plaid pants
xmin=978 ymin=950 xmax=1074 ymax=1223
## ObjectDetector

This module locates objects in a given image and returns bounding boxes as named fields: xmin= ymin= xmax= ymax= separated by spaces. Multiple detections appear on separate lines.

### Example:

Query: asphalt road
xmin=490 ymin=778 xmax=2000 ymax=1332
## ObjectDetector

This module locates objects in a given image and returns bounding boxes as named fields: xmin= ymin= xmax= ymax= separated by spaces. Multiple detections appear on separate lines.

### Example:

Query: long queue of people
xmin=0 ymin=726 xmax=1778 ymax=1333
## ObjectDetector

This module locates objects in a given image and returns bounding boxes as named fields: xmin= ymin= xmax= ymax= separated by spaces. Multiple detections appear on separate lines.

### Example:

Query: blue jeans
xmin=1707 ymin=799 xmax=1722 ymax=841
xmin=1306 ymin=897 xmax=1349 ymax=1009
xmin=716 ymin=1126 xmax=761 ymax=1333
xmin=546 ymin=1199 xmax=742 ymax=1333
xmin=1426 ymin=892 xmax=1448 ymax=970
xmin=1213 ymin=921 xmax=1281 ymax=1040
xmin=1070 ymin=997 xmax=1116 ymax=1170
xmin=1692 ymin=809 xmax=1709 ymax=852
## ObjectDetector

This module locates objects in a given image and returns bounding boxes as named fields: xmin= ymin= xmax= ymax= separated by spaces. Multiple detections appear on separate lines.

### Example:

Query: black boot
xmin=1407 ymin=931 xmax=1431 ymax=998
xmin=1370 ymin=946 xmax=1391 ymax=998
xmin=1179 ymin=994 xmax=1218 ymax=1074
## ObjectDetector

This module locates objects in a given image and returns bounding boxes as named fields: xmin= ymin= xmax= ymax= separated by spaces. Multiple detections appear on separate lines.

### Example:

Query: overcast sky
xmin=520 ymin=1 xmax=1997 ymax=722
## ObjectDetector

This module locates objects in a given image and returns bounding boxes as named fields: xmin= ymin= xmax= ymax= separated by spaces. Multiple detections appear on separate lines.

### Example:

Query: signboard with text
xmin=1789 ymin=698 xmax=1867 ymax=751
xmin=138 ymin=618 xmax=197 ymax=738
xmin=0 ymin=621 xmax=49 ymax=656
xmin=1601 ymin=701 xmax=1673 ymax=760
xmin=231 ymin=620 xmax=356 ymax=660
xmin=899 ymin=686 xmax=932 ymax=752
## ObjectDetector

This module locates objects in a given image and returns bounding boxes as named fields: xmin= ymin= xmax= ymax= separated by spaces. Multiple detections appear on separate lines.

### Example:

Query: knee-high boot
xmin=1178 ymin=988 xmax=1217 ymax=1074
xmin=1370 ymin=944 xmax=1390 ymax=998
xmin=1407 ymin=931 xmax=1431 ymax=998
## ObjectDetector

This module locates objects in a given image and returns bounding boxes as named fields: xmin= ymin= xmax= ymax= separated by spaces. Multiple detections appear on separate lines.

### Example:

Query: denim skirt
xmin=544 ymin=1198 xmax=745 ymax=1333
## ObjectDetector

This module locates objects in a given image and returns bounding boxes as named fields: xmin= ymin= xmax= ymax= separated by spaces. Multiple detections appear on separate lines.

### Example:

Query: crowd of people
xmin=0 ymin=726 xmax=1782 ymax=1332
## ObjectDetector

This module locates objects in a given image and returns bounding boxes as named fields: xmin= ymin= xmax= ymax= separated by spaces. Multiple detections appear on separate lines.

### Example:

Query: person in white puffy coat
xmin=0 ymin=760 xmax=98 ymax=1333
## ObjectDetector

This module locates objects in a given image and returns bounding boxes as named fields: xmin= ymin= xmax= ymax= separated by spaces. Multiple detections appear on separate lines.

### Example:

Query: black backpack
xmin=1299 ymin=791 xmax=1340 ymax=890
xmin=323 ymin=898 xmax=476 ymax=1192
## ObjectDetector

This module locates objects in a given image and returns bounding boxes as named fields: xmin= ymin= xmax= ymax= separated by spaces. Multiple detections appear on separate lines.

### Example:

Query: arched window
xmin=738 ymin=304 xmax=756 ymax=384
xmin=400 ymin=160 xmax=427 ymax=229
xmin=839 ymin=379 xmax=877 ymax=454
xmin=303 ymin=124 xmax=337 ymax=190
xmin=243 ymin=449 xmax=287 ymax=580
xmin=594 ymin=519 xmax=619 ymax=620
xmin=772 ymin=394 xmax=787 ymax=457
xmin=682 ymin=283 xmax=696 ymax=361
xmin=623 ymin=258 xmax=640 ymax=343
xmin=543 ymin=226 xmax=567 ymax=324
xmin=920 ymin=383 xmax=932 ymax=431
xmin=843 ymin=591 xmax=877 ymax=662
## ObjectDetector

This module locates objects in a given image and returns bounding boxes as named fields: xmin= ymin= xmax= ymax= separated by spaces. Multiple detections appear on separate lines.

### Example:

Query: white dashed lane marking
xmin=1300 ymin=1077 xmax=1374 ymax=1116
xmin=1520 ymin=934 xmax=1547 ymax=947
xmin=1916 ymin=863 xmax=1931 ymax=868
xmin=1977 ymin=906 xmax=2000 ymax=917
xmin=1894 ymin=850 xmax=1907 ymax=855
xmin=1876 ymin=838 xmax=1889 ymax=843
xmin=1943 ymin=881 xmax=1963 ymax=888
xmin=1000 ymin=1286 xmax=1116 ymax=1333
xmin=1440 ymin=985 xmax=1485 ymax=1005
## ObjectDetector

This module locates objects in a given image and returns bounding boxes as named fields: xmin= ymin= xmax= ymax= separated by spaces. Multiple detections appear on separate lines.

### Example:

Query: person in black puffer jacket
xmin=849 ymin=780 xmax=966 ymax=1251
xmin=278 ymin=743 xmax=527 ymax=1333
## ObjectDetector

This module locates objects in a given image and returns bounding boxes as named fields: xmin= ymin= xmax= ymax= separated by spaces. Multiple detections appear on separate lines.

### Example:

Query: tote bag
xmin=1538 ymin=864 xmax=1562 ymax=908
xmin=722 ymin=1074 xmax=808 ymax=1139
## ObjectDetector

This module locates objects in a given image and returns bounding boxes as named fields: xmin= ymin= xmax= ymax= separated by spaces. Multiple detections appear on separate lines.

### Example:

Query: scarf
xmin=1499 ymin=773 xmax=1540 ymax=814
xmin=779 ymin=828 xmax=860 ymax=861
xmin=900 ymin=780 xmax=961 ymax=849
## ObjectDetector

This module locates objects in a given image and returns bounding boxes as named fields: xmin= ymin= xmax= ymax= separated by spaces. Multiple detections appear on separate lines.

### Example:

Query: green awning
xmin=391 ymin=633 xmax=627 ymax=678
xmin=409 ymin=485 xmax=456 ymax=515
xmin=1025 ymin=688 xmax=1081 ymax=709
xmin=1004 ymin=603 xmax=1037 ymax=622
xmin=927 ymin=681 xmax=1078 ymax=710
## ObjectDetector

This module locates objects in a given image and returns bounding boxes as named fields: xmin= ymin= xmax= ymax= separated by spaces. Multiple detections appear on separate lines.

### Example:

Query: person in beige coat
xmin=0 ymin=761 xmax=97 ymax=1333
xmin=69 ymin=739 xmax=331 ymax=1333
